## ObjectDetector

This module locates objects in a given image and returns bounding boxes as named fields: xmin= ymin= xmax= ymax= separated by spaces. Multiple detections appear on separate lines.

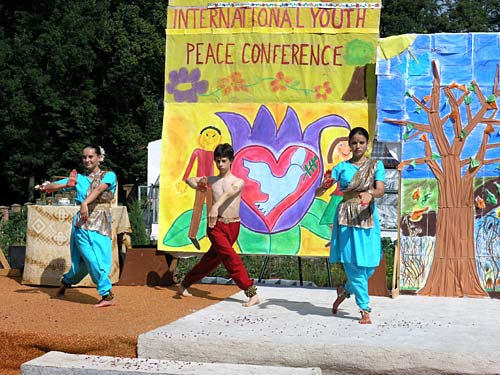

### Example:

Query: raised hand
xmin=67 ymin=169 xmax=77 ymax=187
xmin=196 ymin=176 xmax=208 ymax=192
xmin=322 ymin=169 xmax=334 ymax=189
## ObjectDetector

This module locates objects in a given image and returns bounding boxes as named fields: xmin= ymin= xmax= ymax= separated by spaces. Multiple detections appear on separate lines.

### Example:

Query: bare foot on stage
xmin=359 ymin=310 xmax=372 ymax=324
xmin=176 ymin=285 xmax=192 ymax=297
xmin=93 ymin=298 xmax=116 ymax=308
xmin=243 ymin=294 xmax=260 ymax=307
xmin=331 ymin=286 xmax=348 ymax=315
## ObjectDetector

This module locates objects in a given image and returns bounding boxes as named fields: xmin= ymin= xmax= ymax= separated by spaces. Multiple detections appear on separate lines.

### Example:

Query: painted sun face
xmin=199 ymin=128 xmax=221 ymax=150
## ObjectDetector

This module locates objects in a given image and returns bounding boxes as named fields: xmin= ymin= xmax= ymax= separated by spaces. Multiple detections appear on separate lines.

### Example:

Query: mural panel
xmin=159 ymin=1 xmax=381 ymax=256
xmin=376 ymin=33 xmax=500 ymax=295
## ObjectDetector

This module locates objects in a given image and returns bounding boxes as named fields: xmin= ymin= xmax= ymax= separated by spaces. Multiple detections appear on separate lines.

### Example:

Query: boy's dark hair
xmin=214 ymin=143 xmax=234 ymax=161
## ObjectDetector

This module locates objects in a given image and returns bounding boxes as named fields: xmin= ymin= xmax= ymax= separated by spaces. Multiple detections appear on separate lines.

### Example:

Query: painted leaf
xmin=486 ymin=94 xmax=496 ymax=103
xmin=494 ymin=182 xmax=500 ymax=195
xmin=299 ymin=198 xmax=331 ymax=240
xmin=431 ymin=152 xmax=441 ymax=160
xmin=460 ymin=130 xmax=467 ymax=139
xmin=470 ymin=157 xmax=480 ymax=168
xmin=410 ymin=160 xmax=417 ymax=167
xmin=403 ymin=132 xmax=410 ymax=141
xmin=486 ymin=190 xmax=497 ymax=205
xmin=464 ymin=95 xmax=472 ymax=105
xmin=407 ymin=123 xmax=414 ymax=131
xmin=237 ymin=225 xmax=301 ymax=255
xmin=162 ymin=205 xmax=207 ymax=247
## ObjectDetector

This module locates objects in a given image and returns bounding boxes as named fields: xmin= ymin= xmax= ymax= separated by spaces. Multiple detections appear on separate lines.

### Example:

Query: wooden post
xmin=391 ymin=169 xmax=403 ymax=298
xmin=0 ymin=206 xmax=8 ymax=222
xmin=0 ymin=245 xmax=11 ymax=270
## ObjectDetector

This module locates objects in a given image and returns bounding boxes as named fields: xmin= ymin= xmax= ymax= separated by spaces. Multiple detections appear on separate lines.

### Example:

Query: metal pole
xmin=297 ymin=256 xmax=303 ymax=286
xmin=258 ymin=256 xmax=270 ymax=282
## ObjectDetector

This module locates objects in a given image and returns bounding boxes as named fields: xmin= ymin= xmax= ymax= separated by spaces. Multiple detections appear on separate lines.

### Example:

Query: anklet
xmin=244 ymin=285 xmax=257 ymax=298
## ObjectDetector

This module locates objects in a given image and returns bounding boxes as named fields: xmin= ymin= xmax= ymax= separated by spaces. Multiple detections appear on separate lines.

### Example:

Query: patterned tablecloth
xmin=22 ymin=205 xmax=131 ymax=286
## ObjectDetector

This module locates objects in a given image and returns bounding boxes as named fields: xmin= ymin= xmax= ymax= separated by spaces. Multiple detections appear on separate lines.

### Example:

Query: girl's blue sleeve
xmin=331 ymin=162 xmax=343 ymax=182
xmin=375 ymin=160 xmax=386 ymax=182
xmin=102 ymin=171 xmax=117 ymax=193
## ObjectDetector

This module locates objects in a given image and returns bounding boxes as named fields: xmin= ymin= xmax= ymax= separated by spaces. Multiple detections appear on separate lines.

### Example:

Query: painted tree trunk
xmin=418 ymin=160 xmax=487 ymax=297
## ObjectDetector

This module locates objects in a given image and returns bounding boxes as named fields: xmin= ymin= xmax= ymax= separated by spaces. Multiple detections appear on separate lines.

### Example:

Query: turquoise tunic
xmin=329 ymin=160 xmax=385 ymax=267
xmin=329 ymin=160 xmax=385 ymax=312
xmin=56 ymin=172 xmax=117 ymax=296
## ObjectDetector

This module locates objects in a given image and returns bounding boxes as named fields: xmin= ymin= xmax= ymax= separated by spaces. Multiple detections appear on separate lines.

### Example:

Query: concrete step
xmin=21 ymin=351 xmax=322 ymax=375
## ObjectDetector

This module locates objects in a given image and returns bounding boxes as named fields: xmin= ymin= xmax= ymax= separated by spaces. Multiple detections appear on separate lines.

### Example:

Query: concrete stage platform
xmin=138 ymin=286 xmax=500 ymax=375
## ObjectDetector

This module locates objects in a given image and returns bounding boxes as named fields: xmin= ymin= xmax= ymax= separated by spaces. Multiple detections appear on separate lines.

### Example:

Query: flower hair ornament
xmin=99 ymin=146 xmax=106 ymax=161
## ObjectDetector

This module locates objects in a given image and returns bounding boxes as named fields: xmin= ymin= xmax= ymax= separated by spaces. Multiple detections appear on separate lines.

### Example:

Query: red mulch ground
xmin=0 ymin=276 xmax=239 ymax=375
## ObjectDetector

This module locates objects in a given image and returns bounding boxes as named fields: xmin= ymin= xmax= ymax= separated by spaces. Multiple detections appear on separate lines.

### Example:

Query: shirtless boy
xmin=176 ymin=143 xmax=260 ymax=307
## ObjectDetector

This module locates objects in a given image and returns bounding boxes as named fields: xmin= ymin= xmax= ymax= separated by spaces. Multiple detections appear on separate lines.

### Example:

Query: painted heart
xmin=233 ymin=145 xmax=321 ymax=231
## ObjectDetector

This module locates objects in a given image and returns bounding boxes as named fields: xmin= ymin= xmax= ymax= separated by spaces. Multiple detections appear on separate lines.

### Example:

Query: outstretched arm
xmin=315 ymin=169 xmax=335 ymax=197
xmin=37 ymin=170 xmax=77 ymax=194
xmin=186 ymin=176 xmax=208 ymax=191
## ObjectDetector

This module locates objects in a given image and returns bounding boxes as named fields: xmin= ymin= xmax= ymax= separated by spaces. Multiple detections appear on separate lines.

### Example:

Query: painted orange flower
xmin=314 ymin=82 xmax=332 ymax=100
xmin=271 ymin=72 xmax=292 ymax=92
xmin=217 ymin=76 xmax=233 ymax=95
xmin=475 ymin=196 xmax=486 ymax=209
xmin=217 ymin=72 xmax=249 ymax=95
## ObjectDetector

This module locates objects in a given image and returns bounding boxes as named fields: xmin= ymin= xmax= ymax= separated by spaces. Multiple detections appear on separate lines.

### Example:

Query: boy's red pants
xmin=183 ymin=221 xmax=254 ymax=291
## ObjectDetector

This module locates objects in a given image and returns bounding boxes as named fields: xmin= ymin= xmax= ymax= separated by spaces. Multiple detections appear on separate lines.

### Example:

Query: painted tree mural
xmin=384 ymin=60 xmax=500 ymax=297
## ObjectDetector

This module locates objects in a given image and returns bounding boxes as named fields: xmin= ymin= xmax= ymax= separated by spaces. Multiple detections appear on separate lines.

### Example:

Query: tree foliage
xmin=380 ymin=0 xmax=500 ymax=36
xmin=1 ymin=0 xmax=499 ymax=204
xmin=0 ymin=0 xmax=167 ymax=204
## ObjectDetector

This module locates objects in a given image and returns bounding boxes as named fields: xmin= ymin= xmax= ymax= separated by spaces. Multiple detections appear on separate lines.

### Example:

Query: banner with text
xmin=159 ymin=0 xmax=380 ymax=256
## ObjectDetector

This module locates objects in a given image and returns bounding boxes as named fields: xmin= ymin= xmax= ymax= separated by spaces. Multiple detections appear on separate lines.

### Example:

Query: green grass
xmin=177 ymin=237 xmax=396 ymax=288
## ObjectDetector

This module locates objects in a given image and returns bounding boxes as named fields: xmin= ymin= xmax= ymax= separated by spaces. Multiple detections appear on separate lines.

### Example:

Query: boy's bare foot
xmin=332 ymin=285 xmax=348 ymax=315
xmin=243 ymin=294 xmax=260 ymax=307
xmin=176 ymin=285 xmax=192 ymax=297
xmin=359 ymin=310 xmax=372 ymax=324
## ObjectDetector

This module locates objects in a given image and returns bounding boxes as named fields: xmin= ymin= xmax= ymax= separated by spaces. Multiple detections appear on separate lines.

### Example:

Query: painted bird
xmin=243 ymin=148 xmax=306 ymax=216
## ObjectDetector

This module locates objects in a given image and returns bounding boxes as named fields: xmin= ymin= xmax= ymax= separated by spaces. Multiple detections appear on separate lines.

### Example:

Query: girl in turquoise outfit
xmin=318 ymin=127 xmax=385 ymax=324
xmin=39 ymin=145 xmax=117 ymax=308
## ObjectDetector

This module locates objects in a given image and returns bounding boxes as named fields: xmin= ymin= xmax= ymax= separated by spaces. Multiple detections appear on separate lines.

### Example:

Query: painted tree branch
xmin=443 ymin=87 xmax=464 ymax=145
xmin=429 ymin=61 xmax=452 ymax=155
xmin=419 ymin=134 xmax=444 ymax=178
xmin=409 ymin=94 xmax=431 ymax=114
xmin=382 ymin=119 xmax=432 ymax=133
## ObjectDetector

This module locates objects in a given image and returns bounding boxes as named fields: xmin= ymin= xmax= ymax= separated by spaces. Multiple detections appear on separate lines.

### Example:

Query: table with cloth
xmin=22 ymin=205 xmax=131 ymax=286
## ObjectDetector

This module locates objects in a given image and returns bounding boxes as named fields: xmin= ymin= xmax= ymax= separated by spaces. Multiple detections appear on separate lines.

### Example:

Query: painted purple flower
xmin=216 ymin=105 xmax=350 ymax=233
xmin=166 ymin=67 xmax=208 ymax=103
